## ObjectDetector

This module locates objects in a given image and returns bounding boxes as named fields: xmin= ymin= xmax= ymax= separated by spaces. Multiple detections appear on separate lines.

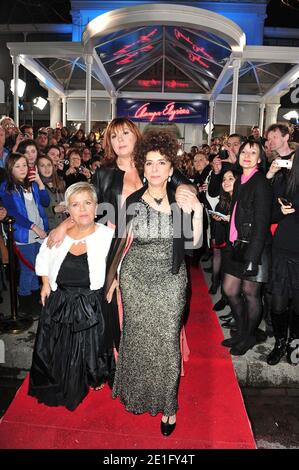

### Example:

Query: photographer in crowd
xmin=63 ymin=148 xmax=91 ymax=188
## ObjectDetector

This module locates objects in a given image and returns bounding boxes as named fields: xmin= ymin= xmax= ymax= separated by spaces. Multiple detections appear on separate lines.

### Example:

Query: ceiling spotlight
xmin=33 ymin=97 xmax=47 ymax=110
xmin=10 ymin=78 xmax=26 ymax=98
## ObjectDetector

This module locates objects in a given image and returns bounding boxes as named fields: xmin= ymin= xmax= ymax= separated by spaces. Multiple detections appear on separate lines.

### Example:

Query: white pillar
xmin=62 ymin=96 xmax=67 ymax=127
xmin=264 ymin=103 xmax=281 ymax=132
xmin=110 ymin=96 xmax=117 ymax=120
xmin=208 ymin=101 xmax=215 ymax=145
xmin=259 ymin=103 xmax=265 ymax=136
xmin=12 ymin=55 xmax=20 ymax=128
xmin=48 ymin=90 xmax=61 ymax=129
xmin=85 ymin=55 xmax=93 ymax=134
xmin=230 ymin=59 xmax=241 ymax=134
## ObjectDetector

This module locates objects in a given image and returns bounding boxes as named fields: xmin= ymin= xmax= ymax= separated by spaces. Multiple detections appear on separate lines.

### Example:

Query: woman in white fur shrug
xmin=28 ymin=182 xmax=116 ymax=411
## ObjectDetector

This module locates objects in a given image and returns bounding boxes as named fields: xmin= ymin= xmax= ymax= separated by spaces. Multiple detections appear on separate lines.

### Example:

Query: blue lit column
xmin=259 ymin=103 xmax=265 ymax=136
xmin=111 ymin=95 xmax=117 ymax=120
xmin=12 ymin=55 xmax=20 ymax=128
xmin=208 ymin=100 xmax=215 ymax=145
xmin=85 ymin=54 xmax=93 ymax=134
xmin=62 ymin=96 xmax=67 ymax=127
xmin=230 ymin=59 xmax=241 ymax=134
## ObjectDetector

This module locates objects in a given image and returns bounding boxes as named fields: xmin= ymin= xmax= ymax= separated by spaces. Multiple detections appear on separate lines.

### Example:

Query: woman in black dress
xmin=105 ymin=130 xmax=203 ymax=436
xmin=29 ymin=182 xmax=114 ymax=411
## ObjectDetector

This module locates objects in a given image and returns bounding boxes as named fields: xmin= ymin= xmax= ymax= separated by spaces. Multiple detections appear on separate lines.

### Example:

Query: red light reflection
xmin=174 ymin=28 xmax=212 ymax=68
xmin=137 ymin=79 xmax=189 ymax=89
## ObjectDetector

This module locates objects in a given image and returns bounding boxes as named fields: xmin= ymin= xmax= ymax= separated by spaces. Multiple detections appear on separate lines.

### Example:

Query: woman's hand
xmin=32 ymin=225 xmax=47 ymax=239
xmin=54 ymin=203 xmax=67 ymax=214
xmin=65 ymin=167 xmax=76 ymax=176
xmin=46 ymin=218 xmax=73 ymax=248
xmin=57 ymin=161 xmax=64 ymax=171
xmin=106 ymin=279 xmax=119 ymax=304
xmin=12 ymin=133 xmax=24 ymax=152
xmin=81 ymin=167 xmax=91 ymax=179
xmin=197 ymin=182 xmax=208 ymax=193
xmin=28 ymin=166 xmax=45 ymax=189
xmin=40 ymin=283 xmax=51 ymax=306
xmin=212 ymin=214 xmax=222 ymax=222
xmin=212 ymin=156 xmax=222 ymax=175
xmin=175 ymin=184 xmax=197 ymax=214
xmin=278 ymin=198 xmax=295 ymax=215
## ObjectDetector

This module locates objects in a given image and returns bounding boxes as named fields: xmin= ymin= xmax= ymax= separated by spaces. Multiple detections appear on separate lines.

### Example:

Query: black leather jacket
xmin=91 ymin=165 xmax=192 ymax=212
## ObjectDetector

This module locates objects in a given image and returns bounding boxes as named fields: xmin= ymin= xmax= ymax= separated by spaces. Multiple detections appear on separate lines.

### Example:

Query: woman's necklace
xmin=71 ymin=226 xmax=96 ymax=245
xmin=147 ymin=188 xmax=167 ymax=206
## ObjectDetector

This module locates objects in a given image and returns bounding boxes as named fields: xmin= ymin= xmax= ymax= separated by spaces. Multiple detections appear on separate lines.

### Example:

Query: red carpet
xmin=0 ymin=267 xmax=255 ymax=449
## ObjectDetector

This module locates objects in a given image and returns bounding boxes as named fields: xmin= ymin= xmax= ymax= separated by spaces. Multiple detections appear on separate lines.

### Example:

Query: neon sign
xmin=117 ymin=99 xmax=208 ymax=124
xmin=135 ymin=102 xmax=190 ymax=122
xmin=174 ymin=28 xmax=212 ymax=68
xmin=137 ymin=79 xmax=189 ymax=89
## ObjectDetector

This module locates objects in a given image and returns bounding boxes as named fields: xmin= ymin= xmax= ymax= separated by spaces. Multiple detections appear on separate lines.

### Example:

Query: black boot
xmin=221 ymin=311 xmax=245 ymax=348
xmin=30 ymin=290 xmax=42 ymax=320
xmin=262 ymin=287 xmax=274 ymax=337
xmin=208 ymin=274 xmax=220 ymax=295
xmin=267 ymin=312 xmax=288 ymax=366
xmin=286 ymin=314 xmax=299 ymax=366
xmin=213 ymin=296 xmax=228 ymax=311
xmin=18 ymin=294 xmax=33 ymax=317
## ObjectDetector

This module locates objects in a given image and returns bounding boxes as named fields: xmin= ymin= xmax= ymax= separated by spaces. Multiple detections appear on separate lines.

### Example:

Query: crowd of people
xmin=0 ymin=114 xmax=298 ymax=435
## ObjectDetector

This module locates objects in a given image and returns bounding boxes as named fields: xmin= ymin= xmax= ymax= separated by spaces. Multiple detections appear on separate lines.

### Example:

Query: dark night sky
xmin=0 ymin=1 xmax=298 ymax=27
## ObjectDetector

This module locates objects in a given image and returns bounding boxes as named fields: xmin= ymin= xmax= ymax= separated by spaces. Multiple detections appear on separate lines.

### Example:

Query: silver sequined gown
xmin=112 ymin=199 xmax=187 ymax=416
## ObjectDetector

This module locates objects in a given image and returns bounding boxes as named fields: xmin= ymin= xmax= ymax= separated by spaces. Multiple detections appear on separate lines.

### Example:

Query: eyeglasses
xmin=4 ymin=124 xmax=16 ymax=129
xmin=38 ymin=132 xmax=48 ymax=136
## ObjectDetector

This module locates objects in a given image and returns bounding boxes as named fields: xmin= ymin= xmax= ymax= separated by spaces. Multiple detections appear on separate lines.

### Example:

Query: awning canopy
xmin=7 ymin=3 xmax=299 ymax=131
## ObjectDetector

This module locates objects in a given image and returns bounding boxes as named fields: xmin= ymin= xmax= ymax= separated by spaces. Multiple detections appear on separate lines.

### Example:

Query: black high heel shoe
xmin=160 ymin=417 xmax=176 ymax=436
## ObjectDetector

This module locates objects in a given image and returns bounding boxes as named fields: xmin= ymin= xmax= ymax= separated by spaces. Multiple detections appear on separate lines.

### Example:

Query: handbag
xmin=231 ymin=239 xmax=249 ymax=263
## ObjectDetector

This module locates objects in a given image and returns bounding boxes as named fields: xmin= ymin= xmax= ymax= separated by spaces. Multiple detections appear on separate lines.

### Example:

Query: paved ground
xmin=0 ymin=262 xmax=298 ymax=448
xmin=201 ymin=259 xmax=299 ymax=388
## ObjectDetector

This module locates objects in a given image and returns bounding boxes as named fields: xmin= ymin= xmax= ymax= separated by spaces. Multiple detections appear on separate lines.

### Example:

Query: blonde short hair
xmin=64 ymin=182 xmax=97 ymax=208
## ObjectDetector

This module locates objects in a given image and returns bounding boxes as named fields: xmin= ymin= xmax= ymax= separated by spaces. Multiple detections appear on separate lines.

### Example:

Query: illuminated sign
xmin=117 ymin=99 xmax=208 ymax=124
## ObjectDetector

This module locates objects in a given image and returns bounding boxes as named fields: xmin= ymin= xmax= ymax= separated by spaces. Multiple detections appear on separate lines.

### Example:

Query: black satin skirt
xmin=28 ymin=286 xmax=116 ymax=411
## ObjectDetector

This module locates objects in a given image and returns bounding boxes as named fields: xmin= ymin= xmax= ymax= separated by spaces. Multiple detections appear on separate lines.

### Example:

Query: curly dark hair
xmin=135 ymin=130 xmax=179 ymax=174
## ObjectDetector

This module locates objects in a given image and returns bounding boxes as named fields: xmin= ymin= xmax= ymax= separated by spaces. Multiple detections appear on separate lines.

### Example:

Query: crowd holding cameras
xmin=176 ymin=123 xmax=299 ymax=364
xmin=0 ymin=114 xmax=298 ymax=424
xmin=0 ymin=116 xmax=105 ymax=317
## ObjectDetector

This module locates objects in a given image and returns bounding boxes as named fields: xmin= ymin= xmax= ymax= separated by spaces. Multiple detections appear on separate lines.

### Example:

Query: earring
xmin=168 ymin=176 xmax=171 ymax=182
xmin=143 ymin=176 xmax=147 ymax=184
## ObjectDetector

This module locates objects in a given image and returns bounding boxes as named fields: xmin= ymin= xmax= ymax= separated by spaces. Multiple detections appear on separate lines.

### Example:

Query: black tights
xmin=223 ymin=273 xmax=262 ymax=336
xmin=271 ymin=290 xmax=299 ymax=316
xmin=212 ymin=246 xmax=221 ymax=285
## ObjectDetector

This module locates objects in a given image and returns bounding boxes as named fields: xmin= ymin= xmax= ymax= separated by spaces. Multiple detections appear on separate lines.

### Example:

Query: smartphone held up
xmin=276 ymin=159 xmax=292 ymax=169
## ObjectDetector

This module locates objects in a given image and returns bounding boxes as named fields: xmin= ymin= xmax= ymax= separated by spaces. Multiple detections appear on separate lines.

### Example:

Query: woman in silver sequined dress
xmin=106 ymin=131 xmax=203 ymax=436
